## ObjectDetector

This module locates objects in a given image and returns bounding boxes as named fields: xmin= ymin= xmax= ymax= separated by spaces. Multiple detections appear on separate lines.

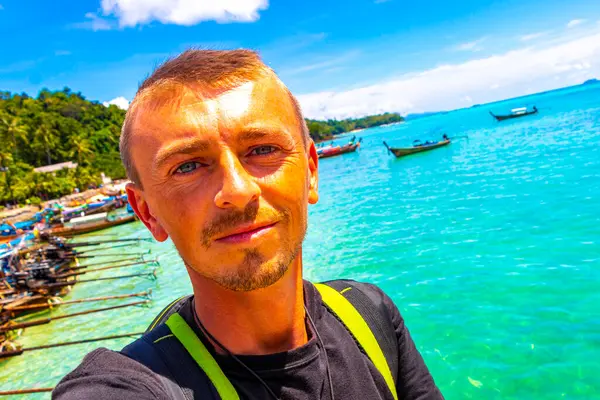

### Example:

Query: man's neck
xmin=188 ymin=261 xmax=307 ymax=356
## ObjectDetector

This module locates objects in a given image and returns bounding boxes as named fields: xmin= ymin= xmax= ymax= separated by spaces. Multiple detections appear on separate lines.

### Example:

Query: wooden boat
xmin=490 ymin=106 xmax=538 ymax=121
xmin=384 ymin=139 xmax=450 ymax=158
xmin=318 ymin=142 xmax=360 ymax=159
xmin=0 ymin=234 xmax=18 ymax=244
xmin=52 ymin=199 xmax=125 ymax=224
xmin=44 ymin=213 xmax=137 ymax=238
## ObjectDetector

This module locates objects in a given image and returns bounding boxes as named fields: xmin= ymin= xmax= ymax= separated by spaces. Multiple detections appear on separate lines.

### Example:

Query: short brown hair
xmin=120 ymin=49 xmax=308 ymax=186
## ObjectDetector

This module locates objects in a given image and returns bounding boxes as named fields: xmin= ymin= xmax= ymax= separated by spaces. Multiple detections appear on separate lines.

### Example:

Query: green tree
xmin=69 ymin=134 xmax=94 ymax=166
xmin=0 ymin=150 xmax=15 ymax=204
xmin=305 ymin=113 xmax=404 ymax=142
xmin=32 ymin=115 xmax=60 ymax=165
xmin=0 ymin=111 xmax=29 ymax=158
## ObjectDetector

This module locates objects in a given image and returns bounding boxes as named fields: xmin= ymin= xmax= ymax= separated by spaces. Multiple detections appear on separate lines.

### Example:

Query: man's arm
xmin=52 ymin=348 xmax=170 ymax=400
xmin=377 ymin=286 xmax=444 ymax=400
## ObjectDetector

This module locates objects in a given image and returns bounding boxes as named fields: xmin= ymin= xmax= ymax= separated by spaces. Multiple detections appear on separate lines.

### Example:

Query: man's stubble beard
xmin=219 ymin=235 xmax=303 ymax=291
xmin=181 ymin=203 xmax=307 ymax=292
xmin=183 ymin=231 xmax=305 ymax=292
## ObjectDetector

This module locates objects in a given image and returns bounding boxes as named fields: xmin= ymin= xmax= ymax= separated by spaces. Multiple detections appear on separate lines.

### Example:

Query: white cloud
xmin=454 ymin=37 xmax=487 ymax=52
xmin=520 ymin=32 xmax=547 ymax=41
xmin=99 ymin=0 xmax=269 ymax=27
xmin=296 ymin=32 xmax=600 ymax=119
xmin=55 ymin=50 xmax=72 ymax=56
xmin=103 ymin=96 xmax=130 ymax=110
xmin=72 ymin=12 xmax=113 ymax=31
xmin=567 ymin=19 xmax=586 ymax=28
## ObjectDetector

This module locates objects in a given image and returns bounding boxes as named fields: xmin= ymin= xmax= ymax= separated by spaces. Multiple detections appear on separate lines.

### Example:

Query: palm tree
xmin=33 ymin=117 xmax=59 ymax=166
xmin=0 ymin=150 xmax=15 ymax=205
xmin=69 ymin=134 xmax=94 ymax=166
xmin=0 ymin=111 xmax=28 ymax=158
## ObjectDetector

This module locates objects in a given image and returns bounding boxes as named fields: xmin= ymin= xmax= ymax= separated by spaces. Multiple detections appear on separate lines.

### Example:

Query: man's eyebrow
xmin=154 ymin=138 xmax=211 ymax=169
xmin=238 ymin=126 xmax=295 ymax=145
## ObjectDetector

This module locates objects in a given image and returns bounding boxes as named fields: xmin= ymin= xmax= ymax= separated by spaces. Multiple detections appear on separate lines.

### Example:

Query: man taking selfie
xmin=53 ymin=49 xmax=443 ymax=400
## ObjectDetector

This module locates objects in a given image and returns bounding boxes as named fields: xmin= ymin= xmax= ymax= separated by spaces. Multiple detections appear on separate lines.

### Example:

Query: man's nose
xmin=214 ymin=151 xmax=260 ymax=209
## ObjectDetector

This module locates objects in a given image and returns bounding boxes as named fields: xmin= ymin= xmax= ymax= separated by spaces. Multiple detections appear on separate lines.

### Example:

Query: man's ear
xmin=307 ymin=140 xmax=319 ymax=204
xmin=126 ymin=183 xmax=169 ymax=242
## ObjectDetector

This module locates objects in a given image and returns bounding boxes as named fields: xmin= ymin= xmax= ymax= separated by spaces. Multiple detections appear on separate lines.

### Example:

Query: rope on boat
xmin=0 ymin=331 xmax=145 ymax=358
xmin=0 ymin=387 xmax=54 ymax=396
xmin=71 ymin=255 xmax=143 ymax=268
xmin=4 ymin=290 xmax=152 ymax=312
xmin=0 ymin=299 xmax=152 ymax=333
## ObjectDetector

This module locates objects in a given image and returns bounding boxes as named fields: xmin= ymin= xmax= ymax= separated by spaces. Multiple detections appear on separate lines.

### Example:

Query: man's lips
xmin=214 ymin=222 xmax=278 ymax=244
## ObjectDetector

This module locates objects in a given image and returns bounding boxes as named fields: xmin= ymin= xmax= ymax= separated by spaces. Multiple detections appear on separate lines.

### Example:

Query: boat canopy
xmin=66 ymin=212 xmax=107 ymax=227
xmin=511 ymin=107 xmax=528 ymax=113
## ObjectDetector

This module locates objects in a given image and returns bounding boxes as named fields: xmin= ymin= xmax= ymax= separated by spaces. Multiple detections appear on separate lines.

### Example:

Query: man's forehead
xmin=131 ymin=76 xmax=295 ymax=136
xmin=180 ymin=81 xmax=255 ymax=124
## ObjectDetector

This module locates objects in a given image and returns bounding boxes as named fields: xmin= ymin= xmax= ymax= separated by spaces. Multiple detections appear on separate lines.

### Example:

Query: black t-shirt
xmin=53 ymin=282 xmax=443 ymax=399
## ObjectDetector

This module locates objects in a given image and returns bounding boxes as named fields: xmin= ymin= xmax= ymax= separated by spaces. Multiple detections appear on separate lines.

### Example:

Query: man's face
xmin=127 ymin=76 xmax=319 ymax=291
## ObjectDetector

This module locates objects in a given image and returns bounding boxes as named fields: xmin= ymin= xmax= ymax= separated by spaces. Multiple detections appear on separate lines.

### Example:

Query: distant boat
xmin=318 ymin=142 xmax=360 ymax=159
xmin=383 ymin=139 xmax=451 ymax=158
xmin=316 ymin=145 xmax=335 ymax=155
xmin=489 ymin=106 xmax=538 ymax=121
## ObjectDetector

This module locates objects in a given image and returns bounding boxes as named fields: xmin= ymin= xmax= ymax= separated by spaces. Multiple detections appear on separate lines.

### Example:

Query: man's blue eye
xmin=175 ymin=162 xmax=200 ymax=174
xmin=251 ymin=146 xmax=275 ymax=156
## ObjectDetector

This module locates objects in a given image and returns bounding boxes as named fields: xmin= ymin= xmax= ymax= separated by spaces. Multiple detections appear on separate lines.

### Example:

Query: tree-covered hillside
xmin=306 ymin=112 xmax=404 ymax=141
xmin=0 ymin=88 xmax=126 ymax=205
xmin=0 ymin=88 xmax=404 ymax=205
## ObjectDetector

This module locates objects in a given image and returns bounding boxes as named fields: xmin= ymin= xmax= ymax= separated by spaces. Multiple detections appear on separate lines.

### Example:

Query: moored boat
xmin=0 ymin=234 xmax=18 ymax=245
xmin=383 ymin=139 xmax=451 ymax=158
xmin=318 ymin=142 xmax=360 ymax=159
xmin=44 ymin=212 xmax=138 ymax=237
xmin=316 ymin=145 xmax=335 ymax=155
xmin=489 ymin=106 xmax=538 ymax=121
xmin=52 ymin=198 xmax=127 ymax=224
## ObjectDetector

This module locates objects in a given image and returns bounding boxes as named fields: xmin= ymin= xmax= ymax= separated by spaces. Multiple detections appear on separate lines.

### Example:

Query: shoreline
xmin=313 ymin=121 xmax=403 ymax=143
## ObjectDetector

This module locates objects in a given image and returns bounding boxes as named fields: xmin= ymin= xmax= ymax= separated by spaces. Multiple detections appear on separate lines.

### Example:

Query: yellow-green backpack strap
xmin=147 ymin=295 xmax=190 ymax=331
xmin=165 ymin=313 xmax=240 ymax=400
xmin=314 ymin=283 xmax=398 ymax=400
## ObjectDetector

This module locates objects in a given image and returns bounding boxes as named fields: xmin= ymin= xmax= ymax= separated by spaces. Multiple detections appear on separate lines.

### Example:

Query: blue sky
xmin=1 ymin=0 xmax=599 ymax=118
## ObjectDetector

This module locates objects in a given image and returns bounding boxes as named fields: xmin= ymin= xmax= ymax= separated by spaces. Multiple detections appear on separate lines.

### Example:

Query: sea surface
xmin=1 ymin=83 xmax=599 ymax=399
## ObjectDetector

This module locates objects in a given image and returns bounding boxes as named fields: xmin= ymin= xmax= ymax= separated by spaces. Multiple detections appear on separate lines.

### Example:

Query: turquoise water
xmin=1 ymin=83 xmax=599 ymax=399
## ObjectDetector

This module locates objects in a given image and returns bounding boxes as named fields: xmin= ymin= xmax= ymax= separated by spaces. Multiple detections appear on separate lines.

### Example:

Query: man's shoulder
xmin=314 ymin=279 xmax=401 ymax=315
xmin=52 ymin=347 xmax=170 ymax=400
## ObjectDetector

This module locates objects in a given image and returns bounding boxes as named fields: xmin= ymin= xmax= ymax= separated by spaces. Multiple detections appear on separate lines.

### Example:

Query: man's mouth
xmin=214 ymin=222 xmax=278 ymax=244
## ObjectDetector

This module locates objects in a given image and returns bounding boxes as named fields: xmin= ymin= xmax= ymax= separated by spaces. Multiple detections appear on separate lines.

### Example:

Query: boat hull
xmin=318 ymin=143 xmax=360 ymax=159
xmin=45 ymin=214 xmax=137 ymax=237
xmin=491 ymin=109 xmax=538 ymax=121
xmin=389 ymin=140 xmax=450 ymax=157
xmin=0 ymin=235 xmax=18 ymax=244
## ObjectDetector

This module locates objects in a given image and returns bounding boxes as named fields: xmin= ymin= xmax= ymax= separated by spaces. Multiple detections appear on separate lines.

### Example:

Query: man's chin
xmin=216 ymin=256 xmax=290 ymax=292
xmin=184 ymin=252 xmax=292 ymax=292
xmin=182 ymin=234 xmax=302 ymax=292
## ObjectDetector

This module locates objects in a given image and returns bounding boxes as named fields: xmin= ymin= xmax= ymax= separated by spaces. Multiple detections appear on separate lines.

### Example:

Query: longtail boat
xmin=0 ymin=227 xmax=158 ymax=365
xmin=0 ymin=234 xmax=18 ymax=244
xmin=384 ymin=139 xmax=450 ymax=158
xmin=318 ymin=142 xmax=361 ymax=159
xmin=52 ymin=199 xmax=123 ymax=224
xmin=44 ymin=213 xmax=137 ymax=238
xmin=489 ymin=106 xmax=538 ymax=121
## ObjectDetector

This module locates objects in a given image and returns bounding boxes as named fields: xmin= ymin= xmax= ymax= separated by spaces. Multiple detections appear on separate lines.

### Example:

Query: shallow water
xmin=1 ymin=83 xmax=599 ymax=399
